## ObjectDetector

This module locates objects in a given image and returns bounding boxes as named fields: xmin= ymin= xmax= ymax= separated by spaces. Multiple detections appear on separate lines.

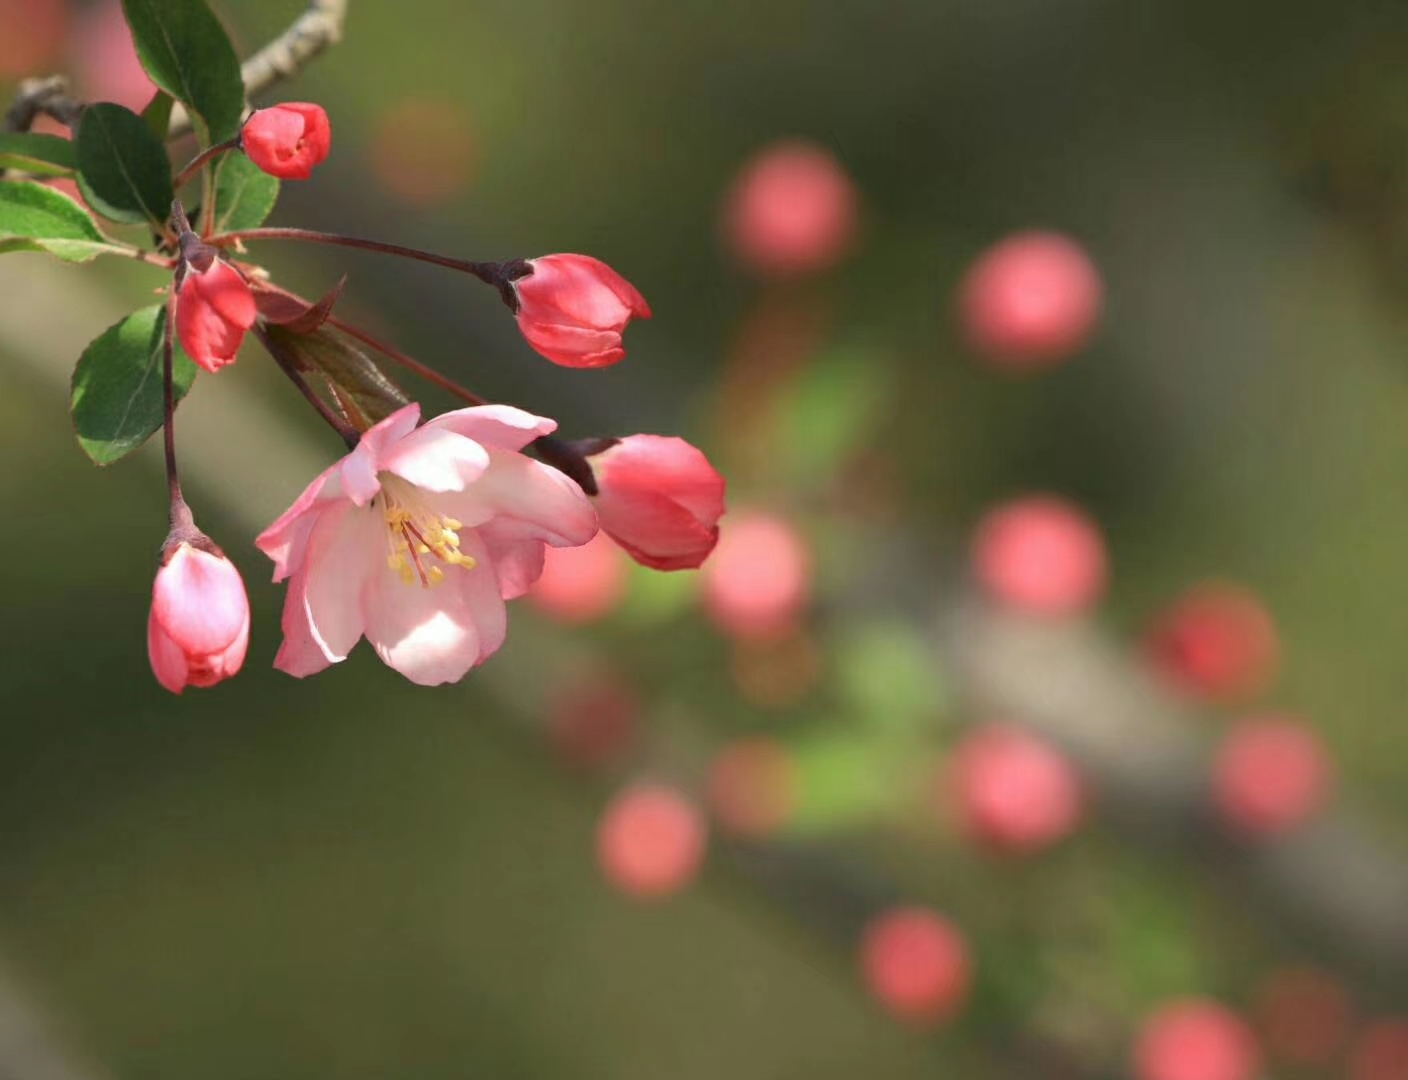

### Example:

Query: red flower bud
xmin=147 ymin=541 xmax=250 ymax=694
xmin=241 ymin=102 xmax=332 ymax=180
xmin=175 ymin=258 xmax=256 ymax=373
xmin=514 ymin=254 xmax=651 ymax=368
xmin=586 ymin=435 xmax=725 ymax=570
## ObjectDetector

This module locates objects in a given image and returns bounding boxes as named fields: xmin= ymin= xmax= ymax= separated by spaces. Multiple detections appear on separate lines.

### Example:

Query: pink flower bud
xmin=513 ymin=254 xmax=651 ymax=368
xmin=722 ymin=140 xmax=859 ymax=277
xmin=1351 ymin=1019 xmax=1408 ymax=1080
xmin=972 ymin=495 xmax=1107 ymax=616
xmin=701 ymin=511 xmax=811 ymax=640
xmin=1212 ymin=715 xmax=1333 ymax=836
xmin=1145 ymin=581 xmax=1279 ymax=703
xmin=147 ymin=541 xmax=250 ymax=694
xmin=586 ymin=435 xmax=725 ymax=570
xmin=596 ymin=783 xmax=706 ymax=900
xmin=1132 ymin=1000 xmax=1260 ymax=1080
xmin=958 ymin=230 xmax=1103 ymax=370
xmin=1253 ymin=967 xmax=1352 ymax=1067
xmin=859 ymin=907 xmax=971 ymax=1027
xmin=529 ymin=530 xmax=629 ymax=622
xmin=175 ymin=259 xmax=256 ymax=373
xmin=945 ymin=724 xmax=1083 ymax=854
xmin=241 ymin=102 xmax=332 ymax=180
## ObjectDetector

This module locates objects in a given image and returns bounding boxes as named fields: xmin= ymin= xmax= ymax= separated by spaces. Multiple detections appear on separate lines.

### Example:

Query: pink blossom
xmin=176 ymin=259 xmax=256 ymax=373
xmin=148 ymin=541 xmax=250 ymax=693
xmin=587 ymin=435 xmax=725 ymax=570
xmin=513 ymin=254 xmax=651 ymax=368
xmin=241 ymin=103 xmax=332 ymax=180
xmin=256 ymin=403 xmax=597 ymax=686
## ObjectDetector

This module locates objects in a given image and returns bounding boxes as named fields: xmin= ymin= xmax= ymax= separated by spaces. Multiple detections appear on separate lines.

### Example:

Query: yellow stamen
xmin=379 ymin=477 xmax=478 ymax=588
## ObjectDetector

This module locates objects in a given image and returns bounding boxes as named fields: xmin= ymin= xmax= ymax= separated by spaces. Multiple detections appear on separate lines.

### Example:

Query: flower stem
xmin=253 ymin=323 xmax=361 ymax=449
xmin=210 ymin=227 xmax=531 ymax=307
xmin=173 ymin=137 xmax=239 ymax=192
xmin=162 ymin=278 xmax=186 ymax=516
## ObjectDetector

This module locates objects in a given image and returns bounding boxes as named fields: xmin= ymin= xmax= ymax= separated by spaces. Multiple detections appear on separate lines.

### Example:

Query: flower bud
xmin=585 ymin=435 xmax=725 ymax=570
xmin=513 ymin=254 xmax=651 ymax=368
xmin=148 ymin=540 xmax=250 ymax=694
xmin=241 ymin=102 xmax=332 ymax=180
xmin=175 ymin=258 xmax=256 ymax=373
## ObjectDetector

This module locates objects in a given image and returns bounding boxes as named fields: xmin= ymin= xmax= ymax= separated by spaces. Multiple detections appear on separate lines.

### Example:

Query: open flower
xmin=586 ymin=435 xmax=724 ymax=570
xmin=175 ymin=258 xmax=256 ymax=373
xmin=241 ymin=102 xmax=332 ymax=180
xmin=513 ymin=254 xmax=651 ymax=368
xmin=148 ymin=539 xmax=250 ymax=693
xmin=256 ymin=403 xmax=598 ymax=685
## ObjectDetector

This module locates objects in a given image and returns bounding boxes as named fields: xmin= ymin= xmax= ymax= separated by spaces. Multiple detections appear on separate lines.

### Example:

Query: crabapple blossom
xmin=585 ymin=435 xmax=725 ymax=570
xmin=241 ymin=103 xmax=332 ymax=180
xmin=255 ymin=403 xmax=597 ymax=686
xmin=1350 ymin=1019 xmax=1408 ymax=1080
xmin=722 ymin=140 xmax=859 ymax=277
xmin=175 ymin=258 xmax=256 ymax=373
xmin=529 ymin=529 xmax=629 ymax=622
xmin=859 ymin=907 xmax=971 ymax=1026
xmin=1212 ymin=716 xmax=1333 ymax=835
xmin=1133 ymin=999 xmax=1260 ymax=1080
xmin=946 ymin=724 xmax=1083 ymax=854
xmin=958 ymin=230 xmax=1103 ymax=369
xmin=512 ymin=254 xmax=651 ymax=368
xmin=701 ymin=511 xmax=811 ymax=640
xmin=972 ymin=495 xmax=1107 ymax=616
xmin=147 ymin=540 xmax=250 ymax=694
xmin=1145 ymin=582 xmax=1280 ymax=703
xmin=596 ymin=783 xmax=706 ymax=899
xmin=1253 ymin=967 xmax=1352 ymax=1067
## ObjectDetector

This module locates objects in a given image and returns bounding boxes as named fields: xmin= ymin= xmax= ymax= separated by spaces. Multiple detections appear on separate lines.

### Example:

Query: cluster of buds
xmin=2 ymin=34 xmax=723 ymax=694
xmin=149 ymin=105 xmax=723 ymax=690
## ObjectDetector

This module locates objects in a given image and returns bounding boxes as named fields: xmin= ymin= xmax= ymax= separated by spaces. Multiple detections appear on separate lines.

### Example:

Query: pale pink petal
xmin=274 ymin=563 xmax=336 ymax=678
xmin=361 ymin=549 xmax=504 ymax=686
xmin=151 ymin=546 xmax=248 ymax=655
xmin=147 ymin=610 xmax=189 ymax=693
xmin=256 ymin=459 xmax=347 ymax=582
xmin=301 ymin=502 xmax=378 ymax=663
xmin=421 ymin=404 xmax=557 ymax=451
xmin=381 ymin=426 xmax=490 ymax=492
xmin=359 ymin=403 xmax=422 ymax=458
xmin=479 ymin=533 xmax=545 ymax=599
xmin=446 ymin=451 xmax=598 ymax=542
xmin=455 ymin=531 xmax=508 ymax=662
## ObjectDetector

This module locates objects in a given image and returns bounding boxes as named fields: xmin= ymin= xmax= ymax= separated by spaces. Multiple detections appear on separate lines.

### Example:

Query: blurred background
xmin=2 ymin=0 xmax=1408 ymax=1076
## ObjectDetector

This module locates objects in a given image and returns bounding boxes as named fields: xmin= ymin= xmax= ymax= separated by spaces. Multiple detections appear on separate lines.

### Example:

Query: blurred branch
xmin=2 ymin=1 xmax=348 ymax=140
xmin=944 ymin=597 xmax=1408 ymax=985
xmin=169 ymin=0 xmax=349 ymax=138
xmin=2 ymin=77 xmax=82 ymax=134
xmin=0 ymin=962 xmax=111 ymax=1080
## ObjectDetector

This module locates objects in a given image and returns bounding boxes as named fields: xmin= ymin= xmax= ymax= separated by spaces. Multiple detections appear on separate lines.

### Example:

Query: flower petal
xmin=255 ymin=459 xmax=346 ymax=582
xmin=147 ymin=609 xmax=189 ymax=693
xmin=362 ymin=542 xmax=505 ymax=686
xmin=420 ymin=404 xmax=557 ymax=451
xmin=302 ymin=502 xmax=378 ymax=664
xmin=274 ymin=563 xmax=335 ymax=678
xmin=446 ymin=451 xmax=598 ymax=543
xmin=381 ymin=426 xmax=490 ymax=492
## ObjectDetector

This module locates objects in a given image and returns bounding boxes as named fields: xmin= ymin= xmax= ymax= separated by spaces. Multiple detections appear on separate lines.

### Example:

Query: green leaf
xmin=211 ymin=152 xmax=278 ymax=233
xmin=0 ymin=181 xmax=114 ymax=263
xmin=121 ymin=0 xmax=245 ymax=142
xmin=141 ymin=90 xmax=174 ymax=138
xmin=75 ymin=103 xmax=175 ymax=227
xmin=0 ymin=133 xmax=76 ymax=176
xmin=776 ymin=347 xmax=891 ymax=485
xmin=71 ymin=305 xmax=197 ymax=466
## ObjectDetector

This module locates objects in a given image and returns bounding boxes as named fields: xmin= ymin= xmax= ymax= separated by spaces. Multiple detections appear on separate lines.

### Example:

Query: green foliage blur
xmin=2 ymin=0 xmax=1408 ymax=1077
